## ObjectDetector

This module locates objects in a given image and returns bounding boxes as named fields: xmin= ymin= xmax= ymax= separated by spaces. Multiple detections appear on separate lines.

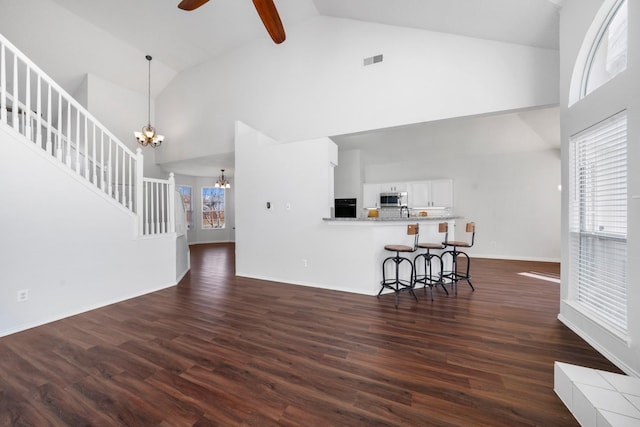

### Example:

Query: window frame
xmin=176 ymin=185 xmax=192 ymax=230
xmin=201 ymin=186 xmax=226 ymax=230
xmin=580 ymin=0 xmax=627 ymax=98
xmin=568 ymin=110 xmax=628 ymax=335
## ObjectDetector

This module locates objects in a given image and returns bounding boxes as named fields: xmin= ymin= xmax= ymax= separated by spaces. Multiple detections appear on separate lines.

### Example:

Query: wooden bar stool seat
xmin=378 ymin=224 xmax=419 ymax=308
xmin=384 ymin=244 xmax=414 ymax=252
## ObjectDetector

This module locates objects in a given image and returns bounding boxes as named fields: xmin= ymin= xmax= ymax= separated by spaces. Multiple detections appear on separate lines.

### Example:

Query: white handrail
xmin=0 ymin=32 xmax=176 ymax=237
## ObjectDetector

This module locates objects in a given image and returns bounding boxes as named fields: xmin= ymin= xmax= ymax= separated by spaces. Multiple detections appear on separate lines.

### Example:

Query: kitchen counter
xmin=323 ymin=215 xmax=459 ymax=222
xmin=319 ymin=217 xmax=458 ymax=295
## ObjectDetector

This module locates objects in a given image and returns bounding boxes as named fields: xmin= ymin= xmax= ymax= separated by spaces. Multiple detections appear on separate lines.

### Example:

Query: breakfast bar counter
xmin=319 ymin=216 xmax=458 ymax=296
xmin=323 ymin=215 xmax=459 ymax=223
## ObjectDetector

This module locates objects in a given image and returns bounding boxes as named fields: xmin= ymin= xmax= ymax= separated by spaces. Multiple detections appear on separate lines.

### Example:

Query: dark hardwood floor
xmin=0 ymin=243 xmax=621 ymax=426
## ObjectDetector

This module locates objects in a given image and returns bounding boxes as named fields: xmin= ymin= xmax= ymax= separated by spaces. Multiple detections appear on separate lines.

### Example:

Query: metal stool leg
xmin=414 ymin=250 xmax=447 ymax=301
xmin=442 ymin=248 xmax=474 ymax=295
xmin=441 ymin=221 xmax=476 ymax=294
xmin=458 ymin=251 xmax=474 ymax=291
xmin=379 ymin=252 xmax=418 ymax=307
xmin=433 ymin=253 xmax=449 ymax=295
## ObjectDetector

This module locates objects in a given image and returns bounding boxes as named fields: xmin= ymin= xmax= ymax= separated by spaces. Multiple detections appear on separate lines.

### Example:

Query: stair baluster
xmin=0 ymin=31 xmax=179 ymax=237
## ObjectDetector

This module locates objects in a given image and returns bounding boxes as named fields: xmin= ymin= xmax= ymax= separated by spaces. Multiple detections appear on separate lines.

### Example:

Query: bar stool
xmin=413 ymin=222 xmax=449 ymax=301
xmin=441 ymin=222 xmax=476 ymax=295
xmin=378 ymin=224 xmax=419 ymax=308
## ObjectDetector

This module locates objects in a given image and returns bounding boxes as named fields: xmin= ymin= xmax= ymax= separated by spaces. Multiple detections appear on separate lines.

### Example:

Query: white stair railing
xmin=136 ymin=148 xmax=176 ymax=235
xmin=0 ymin=32 xmax=175 ymax=237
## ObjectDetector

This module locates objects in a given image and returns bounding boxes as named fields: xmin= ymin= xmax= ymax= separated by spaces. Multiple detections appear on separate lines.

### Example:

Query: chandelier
xmin=215 ymin=169 xmax=231 ymax=188
xmin=134 ymin=55 xmax=164 ymax=148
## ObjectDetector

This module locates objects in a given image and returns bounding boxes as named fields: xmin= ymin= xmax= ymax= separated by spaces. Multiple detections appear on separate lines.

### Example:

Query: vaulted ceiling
xmin=2 ymin=0 xmax=564 ymax=97
xmin=50 ymin=0 xmax=565 ymax=67
xmin=0 ymin=0 xmax=564 ymax=176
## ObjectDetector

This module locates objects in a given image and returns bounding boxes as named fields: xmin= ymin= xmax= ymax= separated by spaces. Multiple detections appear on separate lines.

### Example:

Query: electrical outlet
xmin=17 ymin=289 xmax=29 ymax=302
xmin=302 ymin=259 xmax=308 ymax=267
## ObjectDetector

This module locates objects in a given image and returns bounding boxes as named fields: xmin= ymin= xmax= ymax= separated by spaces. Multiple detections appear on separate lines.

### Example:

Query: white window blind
xmin=569 ymin=110 xmax=627 ymax=332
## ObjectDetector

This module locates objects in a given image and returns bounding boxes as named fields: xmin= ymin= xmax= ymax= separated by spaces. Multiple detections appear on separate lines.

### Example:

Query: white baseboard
xmin=0 ymin=280 xmax=179 ymax=338
xmin=189 ymin=240 xmax=235 ymax=245
xmin=557 ymin=312 xmax=638 ymax=378
xmin=474 ymin=253 xmax=560 ymax=263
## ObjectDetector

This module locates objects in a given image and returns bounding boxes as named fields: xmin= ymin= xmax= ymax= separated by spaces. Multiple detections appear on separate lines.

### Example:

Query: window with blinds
xmin=569 ymin=110 xmax=627 ymax=333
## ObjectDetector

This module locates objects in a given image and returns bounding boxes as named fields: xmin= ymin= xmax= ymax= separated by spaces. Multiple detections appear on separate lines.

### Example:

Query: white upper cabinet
xmin=408 ymin=182 xmax=430 ymax=207
xmin=363 ymin=183 xmax=380 ymax=208
xmin=408 ymin=179 xmax=453 ymax=208
xmin=430 ymin=179 xmax=453 ymax=208
xmin=380 ymin=182 xmax=407 ymax=192
xmin=363 ymin=179 xmax=452 ymax=209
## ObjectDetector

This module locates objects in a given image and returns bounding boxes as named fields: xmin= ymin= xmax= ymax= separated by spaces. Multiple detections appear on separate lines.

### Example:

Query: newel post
xmin=136 ymin=148 xmax=144 ymax=236
xmin=168 ymin=172 xmax=176 ymax=233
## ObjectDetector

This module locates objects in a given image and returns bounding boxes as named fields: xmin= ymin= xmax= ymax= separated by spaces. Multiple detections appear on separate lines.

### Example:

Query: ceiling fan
xmin=178 ymin=0 xmax=286 ymax=44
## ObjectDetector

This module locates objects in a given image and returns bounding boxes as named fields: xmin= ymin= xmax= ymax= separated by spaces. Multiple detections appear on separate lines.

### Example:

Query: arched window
xmin=581 ymin=0 xmax=627 ymax=97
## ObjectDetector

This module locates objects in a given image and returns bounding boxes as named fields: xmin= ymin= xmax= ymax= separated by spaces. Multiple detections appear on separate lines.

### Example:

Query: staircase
xmin=0 ymin=32 xmax=181 ymax=236
xmin=0 ymin=32 xmax=188 ymax=337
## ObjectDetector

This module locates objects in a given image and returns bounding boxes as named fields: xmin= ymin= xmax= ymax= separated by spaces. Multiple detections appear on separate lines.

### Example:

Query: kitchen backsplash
xmin=374 ymin=207 xmax=452 ymax=219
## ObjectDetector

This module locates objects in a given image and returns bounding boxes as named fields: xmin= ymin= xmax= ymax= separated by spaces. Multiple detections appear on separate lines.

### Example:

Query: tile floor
xmin=555 ymin=362 xmax=640 ymax=427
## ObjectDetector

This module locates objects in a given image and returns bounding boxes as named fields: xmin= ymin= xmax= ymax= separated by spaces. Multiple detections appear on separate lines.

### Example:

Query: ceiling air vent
xmin=363 ymin=54 xmax=383 ymax=66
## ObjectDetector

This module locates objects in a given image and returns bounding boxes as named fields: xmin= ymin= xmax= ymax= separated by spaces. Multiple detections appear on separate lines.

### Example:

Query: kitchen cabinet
xmin=363 ymin=183 xmax=380 ymax=208
xmin=430 ymin=179 xmax=453 ymax=208
xmin=408 ymin=179 xmax=453 ymax=208
xmin=380 ymin=182 xmax=407 ymax=192
xmin=364 ymin=179 xmax=452 ymax=209
xmin=408 ymin=182 xmax=430 ymax=207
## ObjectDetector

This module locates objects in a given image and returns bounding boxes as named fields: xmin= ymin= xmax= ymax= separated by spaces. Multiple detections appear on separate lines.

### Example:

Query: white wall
xmin=365 ymin=149 xmax=561 ymax=261
xmin=236 ymin=122 xmax=367 ymax=291
xmin=156 ymin=15 xmax=559 ymax=166
xmin=0 ymin=0 xmax=176 ymax=100
xmin=0 ymin=126 xmax=185 ymax=337
xmin=334 ymin=149 xmax=362 ymax=199
xmin=235 ymin=122 xmax=483 ymax=295
xmin=335 ymin=109 xmax=562 ymax=261
xmin=84 ymin=73 xmax=167 ymax=179
xmin=559 ymin=0 xmax=640 ymax=376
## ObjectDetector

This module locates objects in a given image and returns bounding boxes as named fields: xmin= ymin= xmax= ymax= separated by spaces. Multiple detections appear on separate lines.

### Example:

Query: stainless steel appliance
xmin=380 ymin=192 xmax=408 ymax=208
xmin=334 ymin=198 xmax=357 ymax=218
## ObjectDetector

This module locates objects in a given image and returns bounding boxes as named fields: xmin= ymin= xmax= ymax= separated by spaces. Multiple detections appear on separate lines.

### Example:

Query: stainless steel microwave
xmin=380 ymin=192 xmax=407 ymax=207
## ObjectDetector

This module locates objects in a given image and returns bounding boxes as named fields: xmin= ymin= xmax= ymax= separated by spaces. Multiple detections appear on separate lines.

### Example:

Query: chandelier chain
xmin=146 ymin=55 xmax=151 ymax=127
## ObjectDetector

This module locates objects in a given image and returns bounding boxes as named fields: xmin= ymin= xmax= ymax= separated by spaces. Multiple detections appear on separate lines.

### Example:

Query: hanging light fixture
xmin=134 ymin=55 xmax=164 ymax=148
xmin=215 ymin=169 xmax=231 ymax=188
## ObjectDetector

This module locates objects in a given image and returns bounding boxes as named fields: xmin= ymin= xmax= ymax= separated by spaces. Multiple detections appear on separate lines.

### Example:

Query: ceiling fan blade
xmin=252 ymin=0 xmax=286 ymax=44
xmin=178 ymin=0 xmax=210 ymax=11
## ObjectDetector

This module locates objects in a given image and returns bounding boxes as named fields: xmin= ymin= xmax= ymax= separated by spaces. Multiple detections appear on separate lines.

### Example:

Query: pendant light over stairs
xmin=134 ymin=55 xmax=164 ymax=148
